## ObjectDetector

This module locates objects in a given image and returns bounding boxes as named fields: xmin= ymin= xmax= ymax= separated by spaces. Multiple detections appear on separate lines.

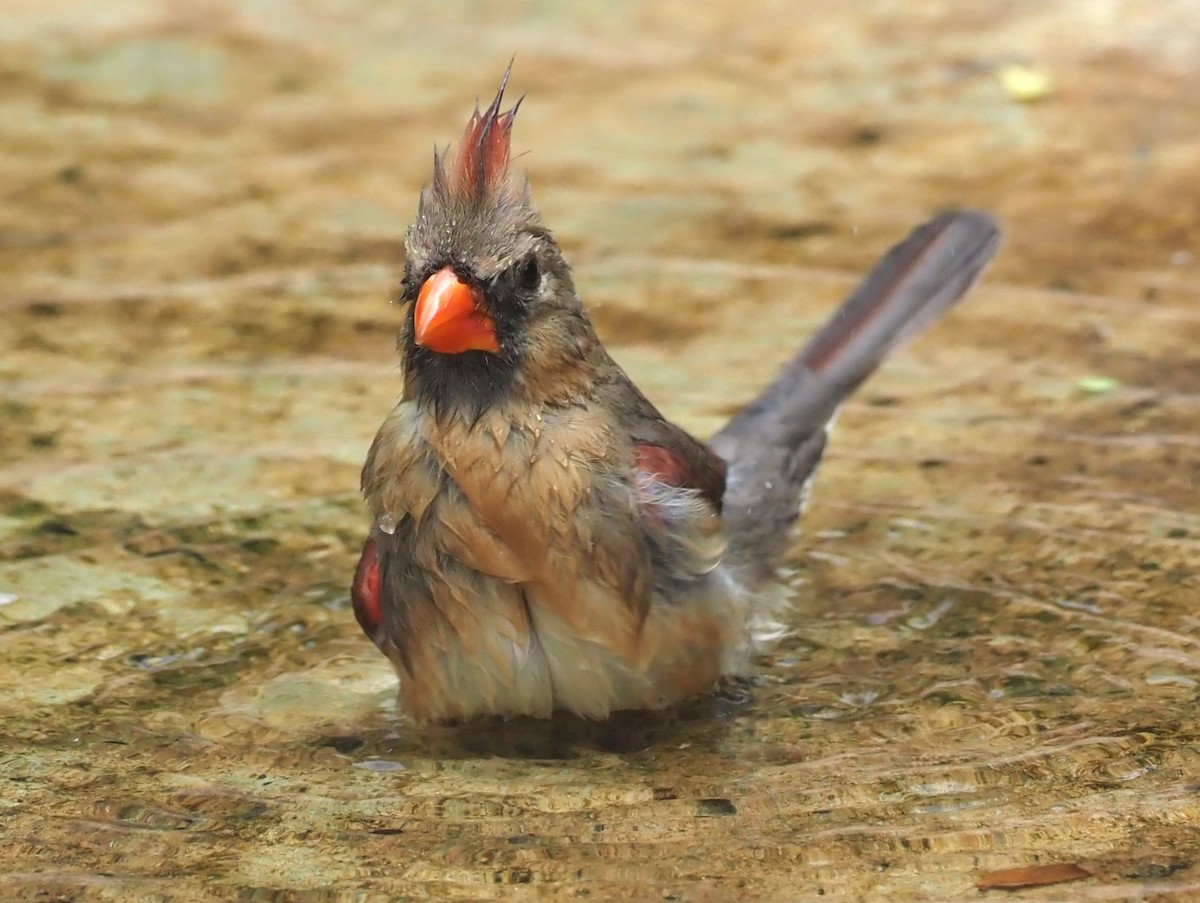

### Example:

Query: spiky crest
xmin=429 ymin=64 xmax=523 ymax=207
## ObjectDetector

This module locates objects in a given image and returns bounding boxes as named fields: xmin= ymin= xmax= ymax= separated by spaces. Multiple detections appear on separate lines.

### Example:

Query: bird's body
xmin=353 ymin=72 xmax=1001 ymax=723
xmin=360 ymin=399 xmax=747 ymax=722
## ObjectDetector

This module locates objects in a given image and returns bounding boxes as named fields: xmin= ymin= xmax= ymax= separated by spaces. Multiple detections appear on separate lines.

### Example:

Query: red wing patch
xmin=351 ymin=537 xmax=382 ymax=639
xmin=634 ymin=443 xmax=725 ymax=511
xmin=635 ymin=444 xmax=691 ymax=488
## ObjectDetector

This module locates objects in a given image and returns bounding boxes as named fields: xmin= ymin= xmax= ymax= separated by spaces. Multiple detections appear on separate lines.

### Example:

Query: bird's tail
xmin=709 ymin=210 xmax=1002 ymax=584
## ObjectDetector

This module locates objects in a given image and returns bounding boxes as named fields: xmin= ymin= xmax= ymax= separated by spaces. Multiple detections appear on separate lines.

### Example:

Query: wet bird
xmin=352 ymin=72 xmax=1001 ymax=723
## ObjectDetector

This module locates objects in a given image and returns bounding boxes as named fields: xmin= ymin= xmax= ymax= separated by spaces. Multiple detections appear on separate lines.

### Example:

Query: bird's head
xmin=398 ymin=69 xmax=596 ymax=420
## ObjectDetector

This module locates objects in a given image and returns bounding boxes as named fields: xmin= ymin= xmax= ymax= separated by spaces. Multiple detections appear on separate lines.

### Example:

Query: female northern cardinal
xmin=352 ymin=71 xmax=1001 ymax=723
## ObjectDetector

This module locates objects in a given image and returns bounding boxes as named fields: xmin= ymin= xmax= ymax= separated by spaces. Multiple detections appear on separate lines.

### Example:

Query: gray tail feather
xmin=709 ymin=210 xmax=1002 ymax=584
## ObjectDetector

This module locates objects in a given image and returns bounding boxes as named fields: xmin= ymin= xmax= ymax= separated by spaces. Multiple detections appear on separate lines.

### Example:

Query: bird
xmin=351 ymin=70 xmax=1001 ymax=724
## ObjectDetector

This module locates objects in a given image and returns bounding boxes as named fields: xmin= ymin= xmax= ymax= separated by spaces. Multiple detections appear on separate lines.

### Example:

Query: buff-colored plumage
xmin=354 ymin=71 xmax=1001 ymax=723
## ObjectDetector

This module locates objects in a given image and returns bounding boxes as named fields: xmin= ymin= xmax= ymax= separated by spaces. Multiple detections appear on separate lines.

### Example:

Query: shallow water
xmin=3 ymin=1 xmax=1200 ymax=899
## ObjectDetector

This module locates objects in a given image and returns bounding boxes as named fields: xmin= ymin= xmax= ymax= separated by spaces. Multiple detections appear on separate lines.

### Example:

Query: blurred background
xmin=2 ymin=2 xmax=1199 ymax=900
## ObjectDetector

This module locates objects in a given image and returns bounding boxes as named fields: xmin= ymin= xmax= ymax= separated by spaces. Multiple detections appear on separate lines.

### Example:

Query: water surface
xmin=3 ymin=2 xmax=1200 ymax=899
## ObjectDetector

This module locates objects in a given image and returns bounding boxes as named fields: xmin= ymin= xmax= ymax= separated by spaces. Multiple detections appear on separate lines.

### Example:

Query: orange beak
xmin=413 ymin=267 xmax=499 ymax=354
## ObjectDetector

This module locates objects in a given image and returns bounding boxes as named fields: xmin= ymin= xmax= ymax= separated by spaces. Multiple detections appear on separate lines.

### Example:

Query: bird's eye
xmin=517 ymin=255 xmax=541 ymax=293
